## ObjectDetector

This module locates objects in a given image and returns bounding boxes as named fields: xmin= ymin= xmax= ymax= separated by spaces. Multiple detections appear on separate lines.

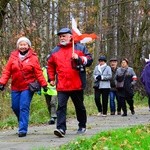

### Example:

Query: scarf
xmin=98 ymin=63 xmax=107 ymax=74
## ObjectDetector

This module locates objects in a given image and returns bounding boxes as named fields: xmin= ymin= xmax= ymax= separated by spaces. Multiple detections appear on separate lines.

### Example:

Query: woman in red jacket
xmin=0 ymin=37 xmax=47 ymax=137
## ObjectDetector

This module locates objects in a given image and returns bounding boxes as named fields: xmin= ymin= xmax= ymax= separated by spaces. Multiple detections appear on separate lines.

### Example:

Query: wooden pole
xmin=72 ymin=39 xmax=74 ymax=54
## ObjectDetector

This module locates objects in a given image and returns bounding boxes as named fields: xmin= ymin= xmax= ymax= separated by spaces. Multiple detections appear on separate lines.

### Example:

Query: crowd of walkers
xmin=0 ymin=27 xmax=149 ymax=138
xmin=93 ymin=56 xmax=138 ymax=117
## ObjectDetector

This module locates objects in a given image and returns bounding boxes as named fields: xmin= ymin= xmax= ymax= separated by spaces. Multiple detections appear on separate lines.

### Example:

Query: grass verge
xmin=59 ymin=124 xmax=150 ymax=150
xmin=0 ymin=91 xmax=149 ymax=129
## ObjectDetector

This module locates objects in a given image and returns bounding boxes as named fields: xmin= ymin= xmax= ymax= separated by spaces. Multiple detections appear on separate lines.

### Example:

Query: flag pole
xmin=72 ymin=38 xmax=74 ymax=54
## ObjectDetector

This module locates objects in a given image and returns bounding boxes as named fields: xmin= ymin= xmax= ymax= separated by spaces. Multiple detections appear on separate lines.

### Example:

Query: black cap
xmin=98 ymin=56 xmax=107 ymax=62
xmin=57 ymin=28 xmax=72 ymax=35
xmin=109 ymin=58 xmax=118 ymax=62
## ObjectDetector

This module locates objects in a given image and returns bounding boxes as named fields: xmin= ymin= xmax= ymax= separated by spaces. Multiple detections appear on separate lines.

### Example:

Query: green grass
xmin=0 ymin=91 xmax=149 ymax=129
xmin=59 ymin=124 xmax=150 ymax=150
xmin=0 ymin=91 xmax=150 ymax=150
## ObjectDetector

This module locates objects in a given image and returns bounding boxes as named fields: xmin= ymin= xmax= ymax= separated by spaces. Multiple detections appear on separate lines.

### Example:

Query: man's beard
xmin=60 ymin=41 xmax=69 ymax=46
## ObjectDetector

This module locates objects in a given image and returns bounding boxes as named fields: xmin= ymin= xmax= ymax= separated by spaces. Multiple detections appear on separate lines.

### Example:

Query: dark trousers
xmin=148 ymin=96 xmax=150 ymax=108
xmin=94 ymin=88 xmax=110 ymax=114
xmin=118 ymin=96 xmax=134 ymax=114
xmin=57 ymin=90 xmax=87 ymax=132
xmin=45 ymin=94 xmax=57 ymax=118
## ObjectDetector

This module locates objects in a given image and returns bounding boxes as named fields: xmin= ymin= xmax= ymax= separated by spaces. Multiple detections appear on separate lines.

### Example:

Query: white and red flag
xmin=71 ymin=17 xmax=98 ymax=43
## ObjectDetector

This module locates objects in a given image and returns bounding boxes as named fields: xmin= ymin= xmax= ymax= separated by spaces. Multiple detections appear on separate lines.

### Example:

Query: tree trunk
xmin=0 ymin=0 xmax=10 ymax=30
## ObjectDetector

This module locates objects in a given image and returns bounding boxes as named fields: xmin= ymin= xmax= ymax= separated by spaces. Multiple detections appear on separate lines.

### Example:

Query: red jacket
xmin=47 ymin=42 xmax=93 ymax=91
xmin=0 ymin=48 xmax=47 ymax=91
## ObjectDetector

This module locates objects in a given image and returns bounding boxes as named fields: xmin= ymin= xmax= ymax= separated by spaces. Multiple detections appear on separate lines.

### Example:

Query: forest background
xmin=0 ymin=0 xmax=149 ymax=122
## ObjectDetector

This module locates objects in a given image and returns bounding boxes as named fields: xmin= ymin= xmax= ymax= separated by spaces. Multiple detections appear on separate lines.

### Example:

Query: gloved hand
xmin=96 ymin=75 xmax=101 ymax=81
xmin=0 ymin=84 xmax=4 ymax=91
xmin=43 ymin=86 xmax=48 ymax=92
xmin=131 ymin=82 xmax=134 ymax=88
xmin=37 ymin=91 xmax=41 ymax=95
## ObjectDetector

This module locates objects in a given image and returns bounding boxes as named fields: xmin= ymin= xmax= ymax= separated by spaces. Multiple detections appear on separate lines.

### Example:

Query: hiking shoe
xmin=122 ymin=113 xmax=127 ymax=117
xmin=131 ymin=110 xmax=135 ymax=115
xmin=111 ymin=112 xmax=115 ymax=115
xmin=18 ymin=132 xmax=27 ymax=137
xmin=54 ymin=129 xmax=65 ymax=137
xmin=117 ymin=112 xmax=121 ymax=115
xmin=77 ymin=127 xmax=86 ymax=134
xmin=48 ymin=118 xmax=55 ymax=125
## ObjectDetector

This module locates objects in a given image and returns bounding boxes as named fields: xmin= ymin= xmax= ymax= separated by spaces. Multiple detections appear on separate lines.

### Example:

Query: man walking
xmin=47 ymin=28 xmax=93 ymax=137
xmin=109 ymin=58 xmax=121 ymax=115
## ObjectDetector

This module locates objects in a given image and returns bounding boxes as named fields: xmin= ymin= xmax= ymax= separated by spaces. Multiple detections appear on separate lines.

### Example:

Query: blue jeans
xmin=11 ymin=90 xmax=34 ymax=133
xmin=109 ymin=90 xmax=121 ymax=113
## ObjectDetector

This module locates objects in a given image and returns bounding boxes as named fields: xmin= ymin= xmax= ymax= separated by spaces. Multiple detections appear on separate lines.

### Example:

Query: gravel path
xmin=0 ymin=106 xmax=149 ymax=150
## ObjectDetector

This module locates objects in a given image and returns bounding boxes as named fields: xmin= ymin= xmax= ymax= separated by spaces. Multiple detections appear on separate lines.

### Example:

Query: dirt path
xmin=0 ymin=107 xmax=149 ymax=150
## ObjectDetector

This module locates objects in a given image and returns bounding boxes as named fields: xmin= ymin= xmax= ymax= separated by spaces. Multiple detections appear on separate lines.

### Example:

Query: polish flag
xmin=72 ymin=18 xmax=98 ymax=43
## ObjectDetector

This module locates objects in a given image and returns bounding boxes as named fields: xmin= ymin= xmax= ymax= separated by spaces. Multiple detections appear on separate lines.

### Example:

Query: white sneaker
xmin=97 ymin=112 xmax=101 ymax=116
xmin=77 ymin=127 xmax=86 ymax=134
xmin=54 ymin=129 xmax=65 ymax=137
xmin=102 ymin=114 xmax=107 ymax=117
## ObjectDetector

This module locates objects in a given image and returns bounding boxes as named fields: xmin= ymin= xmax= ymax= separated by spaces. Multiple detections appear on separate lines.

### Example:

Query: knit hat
xmin=17 ymin=37 xmax=31 ymax=47
xmin=98 ymin=56 xmax=107 ymax=62
xmin=57 ymin=28 xmax=72 ymax=35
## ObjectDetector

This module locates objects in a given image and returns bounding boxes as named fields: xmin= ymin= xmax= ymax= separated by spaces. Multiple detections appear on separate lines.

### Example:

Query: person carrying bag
xmin=116 ymin=69 xmax=127 ymax=89
xmin=0 ymin=37 xmax=47 ymax=137
xmin=115 ymin=58 xmax=137 ymax=117
xmin=93 ymin=56 xmax=112 ymax=117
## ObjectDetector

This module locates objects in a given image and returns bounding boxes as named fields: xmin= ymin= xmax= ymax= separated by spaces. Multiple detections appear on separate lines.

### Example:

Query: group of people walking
xmin=0 ymin=27 xmax=93 ymax=138
xmin=93 ymin=56 xmax=137 ymax=117
xmin=0 ymin=27 xmax=149 ymax=139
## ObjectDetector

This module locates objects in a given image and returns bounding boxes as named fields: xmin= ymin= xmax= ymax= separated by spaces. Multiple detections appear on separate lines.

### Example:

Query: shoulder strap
xmin=122 ymin=68 xmax=128 ymax=81
xmin=101 ymin=66 xmax=107 ymax=75
xmin=123 ymin=68 xmax=128 ymax=76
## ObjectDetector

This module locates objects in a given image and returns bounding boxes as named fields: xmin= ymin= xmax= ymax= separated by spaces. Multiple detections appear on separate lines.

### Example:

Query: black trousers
xmin=118 ymin=95 xmax=134 ymax=114
xmin=57 ymin=90 xmax=87 ymax=132
xmin=94 ymin=88 xmax=110 ymax=115
xmin=148 ymin=95 xmax=150 ymax=108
